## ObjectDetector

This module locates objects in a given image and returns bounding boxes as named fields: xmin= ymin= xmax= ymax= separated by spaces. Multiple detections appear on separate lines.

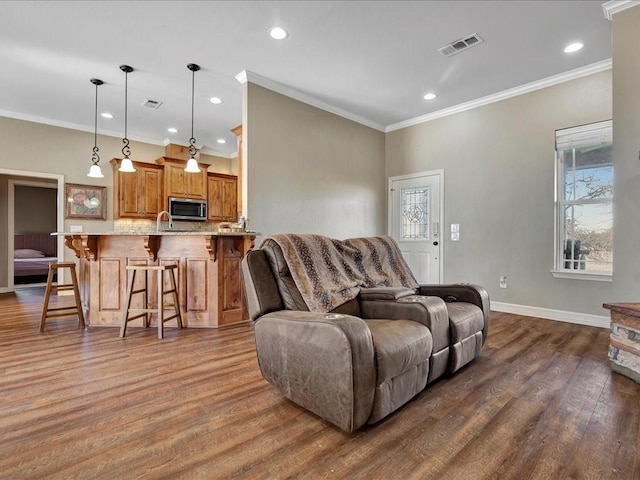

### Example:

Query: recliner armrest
xmin=417 ymin=284 xmax=490 ymax=344
xmin=358 ymin=286 xmax=416 ymax=301
xmin=254 ymin=311 xmax=376 ymax=432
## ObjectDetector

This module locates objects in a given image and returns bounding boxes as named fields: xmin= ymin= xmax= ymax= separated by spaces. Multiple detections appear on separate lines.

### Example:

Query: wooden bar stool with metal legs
xmin=119 ymin=264 xmax=183 ymax=339
xmin=40 ymin=262 xmax=85 ymax=332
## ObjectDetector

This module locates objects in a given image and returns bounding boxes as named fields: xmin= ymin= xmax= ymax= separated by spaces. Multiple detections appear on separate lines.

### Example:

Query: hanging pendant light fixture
xmin=184 ymin=63 xmax=201 ymax=173
xmin=118 ymin=64 xmax=136 ymax=173
xmin=87 ymin=78 xmax=104 ymax=178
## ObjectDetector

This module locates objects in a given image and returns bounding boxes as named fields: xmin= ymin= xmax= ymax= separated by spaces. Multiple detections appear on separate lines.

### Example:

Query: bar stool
xmin=40 ymin=262 xmax=85 ymax=332
xmin=119 ymin=264 xmax=183 ymax=339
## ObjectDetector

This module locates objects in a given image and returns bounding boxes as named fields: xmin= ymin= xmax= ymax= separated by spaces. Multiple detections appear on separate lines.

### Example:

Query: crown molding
xmin=235 ymin=69 xmax=386 ymax=132
xmin=235 ymin=70 xmax=248 ymax=84
xmin=385 ymin=59 xmax=612 ymax=133
xmin=161 ymin=138 xmax=236 ymax=159
xmin=602 ymin=0 xmax=639 ymax=20
xmin=0 ymin=109 xmax=234 ymax=158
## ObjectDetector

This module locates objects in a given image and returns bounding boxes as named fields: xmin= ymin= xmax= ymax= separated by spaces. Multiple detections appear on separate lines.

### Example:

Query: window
xmin=553 ymin=120 xmax=613 ymax=280
xmin=402 ymin=187 xmax=430 ymax=240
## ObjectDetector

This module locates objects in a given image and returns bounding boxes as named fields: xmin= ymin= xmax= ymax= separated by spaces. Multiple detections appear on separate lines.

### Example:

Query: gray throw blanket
xmin=260 ymin=234 xmax=418 ymax=312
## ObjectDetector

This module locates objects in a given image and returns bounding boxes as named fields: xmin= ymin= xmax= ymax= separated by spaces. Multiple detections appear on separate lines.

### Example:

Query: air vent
xmin=438 ymin=33 xmax=483 ymax=57
xmin=142 ymin=99 xmax=163 ymax=109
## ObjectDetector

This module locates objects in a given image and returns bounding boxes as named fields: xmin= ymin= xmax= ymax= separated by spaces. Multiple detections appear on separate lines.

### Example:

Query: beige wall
xmin=611 ymin=6 xmax=640 ymax=304
xmin=14 ymin=185 xmax=57 ymax=234
xmin=386 ymin=70 xmax=612 ymax=316
xmin=245 ymin=83 xmax=386 ymax=239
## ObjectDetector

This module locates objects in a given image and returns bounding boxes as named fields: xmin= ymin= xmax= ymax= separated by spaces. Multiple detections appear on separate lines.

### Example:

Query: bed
xmin=14 ymin=234 xmax=58 ymax=283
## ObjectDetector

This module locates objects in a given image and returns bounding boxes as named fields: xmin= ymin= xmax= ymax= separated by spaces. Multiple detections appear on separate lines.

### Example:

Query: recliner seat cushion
xmin=447 ymin=302 xmax=484 ymax=343
xmin=364 ymin=319 xmax=432 ymax=383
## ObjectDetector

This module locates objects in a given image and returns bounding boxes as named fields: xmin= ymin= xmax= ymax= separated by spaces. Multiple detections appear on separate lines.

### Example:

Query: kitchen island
xmin=59 ymin=231 xmax=257 ymax=329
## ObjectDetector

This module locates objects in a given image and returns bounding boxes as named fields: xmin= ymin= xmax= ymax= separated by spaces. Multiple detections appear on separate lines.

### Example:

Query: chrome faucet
xmin=156 ymin=211 xmax=173 ymax=231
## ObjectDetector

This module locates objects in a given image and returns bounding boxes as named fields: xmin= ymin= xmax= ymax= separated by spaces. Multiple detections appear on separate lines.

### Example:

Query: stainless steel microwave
xmin=168 ymin=197 xmax=207 ymax=221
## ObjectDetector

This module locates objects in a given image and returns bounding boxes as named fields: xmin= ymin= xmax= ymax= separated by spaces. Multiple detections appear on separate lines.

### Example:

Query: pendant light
xmin=184 ymin=63 xmax=201 ymax=173
xmin=87 ymin=78 xmax=104 ymax=178
xmin=119 ymin=64 xmax=136 ymax=173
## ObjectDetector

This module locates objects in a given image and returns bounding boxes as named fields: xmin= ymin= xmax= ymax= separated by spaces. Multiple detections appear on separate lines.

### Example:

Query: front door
xmin=389 ymin=171 xmax=443 ymax=284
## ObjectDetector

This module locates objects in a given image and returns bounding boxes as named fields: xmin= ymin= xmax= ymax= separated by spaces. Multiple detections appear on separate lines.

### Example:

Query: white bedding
xmin=14 ymin=257 xmax=57 ymax=276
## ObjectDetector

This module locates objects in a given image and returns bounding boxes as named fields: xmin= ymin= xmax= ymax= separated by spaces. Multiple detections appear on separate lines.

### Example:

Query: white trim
xmin=550 ymin=270 xmax=613 ymax=282
xmin=387 ymin=169 xmax=445 ymax=284
xmin=236 ymin=69 xmax=386 ymax=132
xmin=235 ymin=70 xmax=248 ymax=85
xmin=386 ymin=60 xmax=612 ymax=132
xmin=0 ymin=110 xmax=233 ymax=159
xmin=602 ymin=0 xmax=639 ymax=20
xmin=1 ymin=169 xmax=65 ymax=292
xmin=491 ymin=301 xmax=609 ymax=329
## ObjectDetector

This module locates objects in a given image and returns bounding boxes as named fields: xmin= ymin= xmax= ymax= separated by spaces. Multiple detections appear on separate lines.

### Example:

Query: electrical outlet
xmin=70 ymin=225 xmax=83 ymax=233
xmin=499 ymin=276 xmax=507 ymax=288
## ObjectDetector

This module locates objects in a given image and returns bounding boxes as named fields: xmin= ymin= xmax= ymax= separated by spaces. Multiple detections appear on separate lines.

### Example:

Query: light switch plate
xmin=451 ymin=232 xmax=460 ymax=241
xmin=70 ymin=225 xmax=83 ymax=233
xmin=451 ymin=223 xmax=459 ymax=233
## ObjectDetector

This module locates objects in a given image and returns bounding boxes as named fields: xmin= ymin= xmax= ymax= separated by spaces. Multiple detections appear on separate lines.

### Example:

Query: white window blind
xmin=555 ymin=120 xmax=612 ymax=150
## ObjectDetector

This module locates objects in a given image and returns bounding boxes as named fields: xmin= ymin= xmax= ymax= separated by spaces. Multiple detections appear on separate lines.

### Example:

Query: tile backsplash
xmin=114 ymin=219 xmax=222 ymax=232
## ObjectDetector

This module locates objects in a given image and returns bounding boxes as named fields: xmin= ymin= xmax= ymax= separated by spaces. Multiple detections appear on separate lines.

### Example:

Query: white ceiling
xmin=0 ymin=1 xmax=613 ymax=157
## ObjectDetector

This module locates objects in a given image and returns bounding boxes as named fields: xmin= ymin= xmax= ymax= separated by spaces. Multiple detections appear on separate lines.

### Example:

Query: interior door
xmin=389 ymin=171 xmax=443 ymax=284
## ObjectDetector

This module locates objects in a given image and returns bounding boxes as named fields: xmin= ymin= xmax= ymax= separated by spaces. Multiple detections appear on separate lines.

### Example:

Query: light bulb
xmin=184 ymin=158 xmax=201 ymax=173
xmin=87 ymin=165 xmax=104 ymax=178
xmin=119 ymin=157 xmax=136 ymax=172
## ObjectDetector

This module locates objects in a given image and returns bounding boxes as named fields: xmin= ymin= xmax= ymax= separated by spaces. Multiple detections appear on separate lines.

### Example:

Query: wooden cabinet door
xmin=207 ymin=174 xmax=238 ymax=221
xmin=186 ymin=169 xmax=207 ymax=200
xmin=140 ymin=166 xmax=164 ymax=216
xmin=112 ymin=159 xmax=164 ymax=219
xmin=161 ymin=158 xmax=207 ymax=199
xmin=165 ymin=163 xmax=187 ymax=198
xmin=222 ymin=177 xmax=237 ymax=221
xmin=119 ymin=169 xmax=141 ymax=217
xmin=207 ymin=175 xmax=223 ymax=220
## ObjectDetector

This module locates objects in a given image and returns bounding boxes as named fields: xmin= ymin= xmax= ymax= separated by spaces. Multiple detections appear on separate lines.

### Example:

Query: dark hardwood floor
xmin=0 ymin=287 xmax=638 ymax=479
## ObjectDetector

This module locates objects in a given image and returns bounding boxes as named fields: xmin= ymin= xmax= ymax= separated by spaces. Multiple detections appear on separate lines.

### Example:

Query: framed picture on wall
xmin=65 ymin=183 xmax=107 ymax=220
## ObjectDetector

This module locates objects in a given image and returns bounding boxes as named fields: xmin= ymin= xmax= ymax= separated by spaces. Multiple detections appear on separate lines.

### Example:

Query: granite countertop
xmin=55 ymin=231 xmax=258 ymax=236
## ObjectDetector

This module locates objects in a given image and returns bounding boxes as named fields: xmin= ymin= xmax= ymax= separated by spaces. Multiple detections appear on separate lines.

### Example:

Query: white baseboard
xmin=0 ymin=287 xmax=9 ymax=294
xmin=491 ymin=301 xmax=610 ymax=329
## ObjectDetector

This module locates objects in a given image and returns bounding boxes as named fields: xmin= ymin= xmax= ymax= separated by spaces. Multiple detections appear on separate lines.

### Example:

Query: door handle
xmin=433 ymin=222 xmax=439 ymax=237
xmin=433 ymin=241 xmax=439 ymax=246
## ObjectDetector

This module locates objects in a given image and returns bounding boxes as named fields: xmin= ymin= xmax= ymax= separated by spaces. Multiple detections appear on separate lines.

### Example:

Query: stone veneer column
xmin=604 ymin=303 xmax=640 ymax=384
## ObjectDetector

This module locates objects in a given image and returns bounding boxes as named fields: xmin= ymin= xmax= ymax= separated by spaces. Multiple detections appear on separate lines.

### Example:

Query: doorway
xmin=0 ymin=169 xmax=64 ymax=293
xmin=388 ymin=170 xmax=444 ymax=284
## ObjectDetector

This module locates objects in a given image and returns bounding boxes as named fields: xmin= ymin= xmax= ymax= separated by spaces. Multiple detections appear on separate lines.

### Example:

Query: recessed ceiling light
xmin=423 ymin=93 xmax=437 ymax=100
xmin=167 ymin=127 xmax=178 ymax=133
xmin=100 ymin=112 xmax=113 ymax=119
xmin=217 ymin=138 xmax=226 ymax=144
xmin=209 ymin=96 xmax=223 ymax=104
xmin=270 ymin=27 xmax=288 ymax=40
xmin=564 ymin=42 xmax=583 ymax=53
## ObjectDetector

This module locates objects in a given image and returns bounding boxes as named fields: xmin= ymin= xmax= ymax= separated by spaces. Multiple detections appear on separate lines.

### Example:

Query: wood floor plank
xmin=0 ymin=288 xmax=638 ymax=479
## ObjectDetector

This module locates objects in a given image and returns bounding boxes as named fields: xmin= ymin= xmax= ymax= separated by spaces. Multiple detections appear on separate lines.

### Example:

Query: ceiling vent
xmin=142 ymin=98 xmax=163 ymax=109
xmin=438 ymin=33 xmax=483 ymax=57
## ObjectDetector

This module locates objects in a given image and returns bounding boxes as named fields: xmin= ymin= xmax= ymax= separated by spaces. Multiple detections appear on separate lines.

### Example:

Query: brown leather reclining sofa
xmin=241 ymin=237 xmax=490 ymax=432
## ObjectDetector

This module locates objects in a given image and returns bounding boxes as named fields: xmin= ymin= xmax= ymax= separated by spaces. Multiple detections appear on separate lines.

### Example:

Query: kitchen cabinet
xmin=156 ymin=157 xmax=208 ymax=202
xmin=111 ymin=159 xmax=164 ymax=219
xmin=208 ymin=173 xmax=238 ymax=222
xmin=61 ymin=231 xmax=256 ymax=328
